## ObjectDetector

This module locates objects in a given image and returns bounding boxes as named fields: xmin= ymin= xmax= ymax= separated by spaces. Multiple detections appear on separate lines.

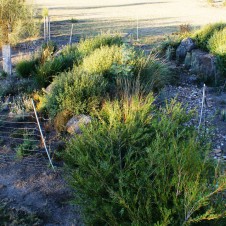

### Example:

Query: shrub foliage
xmin=46 ymin=68 xmax=107 ymax=118
xmin=192 ymin=22 xmax=226 ymax=51
xmin=16 ymin=58 xmax=38 ymax=78
xmin=208 ymin=27 xmax=226 ymax=76
xmin=64 ymin=95 xmax=226 ymax=225
xmin=78 ymin=33 xmax=123 ymax=56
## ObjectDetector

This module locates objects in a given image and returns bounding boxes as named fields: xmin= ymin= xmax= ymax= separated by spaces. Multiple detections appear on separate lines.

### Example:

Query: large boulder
xmin=184 ymin=52 xmax=192 ymax=69
xmin=190 ymin=49 xmax=219 ymax=83
xmin=176 ymin=38 xmax=196 ymax=63
xmin=66 ymin=114 xmax=91 ymax=134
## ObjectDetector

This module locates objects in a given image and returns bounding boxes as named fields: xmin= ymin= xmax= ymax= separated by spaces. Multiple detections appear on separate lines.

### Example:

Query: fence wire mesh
xmin=0 ymin=98 xmax=55 ymax=169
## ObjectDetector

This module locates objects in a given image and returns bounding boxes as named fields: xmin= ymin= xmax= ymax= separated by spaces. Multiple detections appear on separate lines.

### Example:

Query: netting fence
xmin=0 ymin=97 xmax=55 ymax=170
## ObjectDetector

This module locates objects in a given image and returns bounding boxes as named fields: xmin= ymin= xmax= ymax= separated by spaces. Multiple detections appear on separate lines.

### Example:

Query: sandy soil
xmin=36 ymin=0 xmax=226 ymax=36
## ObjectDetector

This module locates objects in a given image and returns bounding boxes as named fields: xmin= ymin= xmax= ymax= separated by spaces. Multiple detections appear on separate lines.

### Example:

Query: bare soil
xmin=0 ymin=109 xmax=82 ymax=225
xmin=0 ymin=162 xmax=82 ymax=225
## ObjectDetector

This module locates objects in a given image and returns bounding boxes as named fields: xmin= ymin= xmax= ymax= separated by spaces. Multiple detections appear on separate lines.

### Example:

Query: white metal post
xmin=69 ymin=24 xmax=74 ymax=45
xmin=48 ymin=16 xmax=51 ymax=41
xmin=44 ymin=17 xmax=46 ymax=41
xmin=32 ymin=100 xmax=55 ymax=170
xmin=136 ymin=16 xmax=139 ymax=41
xmin=198 ymin=84 xmax=206 ymax=133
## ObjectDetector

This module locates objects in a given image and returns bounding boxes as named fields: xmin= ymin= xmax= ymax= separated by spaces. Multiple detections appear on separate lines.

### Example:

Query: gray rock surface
xmin=190 ymin=49 xmax=219 ymax=83
xmin=176 ymin=38 xmax=195 ymax=63
xmin=66 ymin=114 xmax=91 ymax=134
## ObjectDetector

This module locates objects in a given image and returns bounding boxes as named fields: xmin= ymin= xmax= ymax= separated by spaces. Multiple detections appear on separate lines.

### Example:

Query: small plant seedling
xmin=219 ymin=100 xmax=226 ymax=105
xmin=15 ymin=131 xmax=35 ymax=159
xmin=0 ymin=71 xmax=8 ymax=78
xmin=221 ymin=109 xmax=226 ymax=121
xmin=179 ymin=24 xmax=191 ymax=33
xmin=42 ymin=8 xmax=49 ymax=17
xmin=71 ymin=18 xmax=78 ymax=23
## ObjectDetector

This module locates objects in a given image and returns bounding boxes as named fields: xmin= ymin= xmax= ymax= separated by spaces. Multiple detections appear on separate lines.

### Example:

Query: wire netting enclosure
xmin=0 ymin=97 xmax=55 ymax=170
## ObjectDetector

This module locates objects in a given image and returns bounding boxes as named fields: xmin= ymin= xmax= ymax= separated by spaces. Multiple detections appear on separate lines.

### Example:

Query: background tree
xmin=0 ymin=0 xmax=39 ymax=75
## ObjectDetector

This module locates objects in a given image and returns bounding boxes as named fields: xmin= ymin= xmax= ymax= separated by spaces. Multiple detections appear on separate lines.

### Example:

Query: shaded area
xmin=47 ymin=1 xmax=168 ymax=10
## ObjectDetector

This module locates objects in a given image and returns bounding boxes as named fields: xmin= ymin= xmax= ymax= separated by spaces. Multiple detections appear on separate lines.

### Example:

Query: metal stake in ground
xmin=48 ymin=16 xmax=51 ymax=41
xmin=69 ymin=24 xmax=74 ymax=45
xmin=136 ymin=16 xmax=139 ymax=41
xmin=198 ymin=84 xmax=206 ymax=133
xmin=32 ymin=100 xmax=55 ymax=170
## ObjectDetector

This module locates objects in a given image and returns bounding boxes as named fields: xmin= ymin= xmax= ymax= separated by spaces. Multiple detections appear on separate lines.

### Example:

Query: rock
xmin=2 ymin=95 xmax=10 ymax=111
xmin=45 ymin=83 xmax=54 ymax=94
xmin=216 ymin=153 xmax=222 ymax=157
xmin=0 ymin=184 xmax=6 ymax=189
xmin=190 ymin=49 xmax=219 ymax=83
xmin=66 ymin=115 xmax=91 ymax=134
xmin=214 ymin=149 xmax=222 ymax=154
xmin=184 ymin=52 xmax=192 ymax=69
xmin=166 ymin=46 xmax=176 ymax=61
xmin=176 ymin=38 xmax=196 ymax=63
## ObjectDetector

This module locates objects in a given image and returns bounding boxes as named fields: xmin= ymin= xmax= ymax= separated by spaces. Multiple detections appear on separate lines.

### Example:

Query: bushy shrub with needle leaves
xmin=64 ymin=93 xmax=226 ymax=226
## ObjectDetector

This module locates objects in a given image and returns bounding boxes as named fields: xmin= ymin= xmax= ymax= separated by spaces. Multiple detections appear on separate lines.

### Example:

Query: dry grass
xmin=36 ymin=0 xmax=226 ymax=41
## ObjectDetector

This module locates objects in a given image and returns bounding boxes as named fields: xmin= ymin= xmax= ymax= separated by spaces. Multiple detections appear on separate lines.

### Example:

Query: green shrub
xmin=160 ymin=35 xmax=182 ymax=51
xmin=208 ymin=28 xmax=226 ymax=76
xmin=82 ymin=44 xmax=171 ymax=94
xmin=16 ymin=58 xmax=38 ymax=78
xmin=136 ymin=54 xmax=172 ymax=92
xmin=64 ymin=95 xmax=226 ymax=226
xmin=208 ymin=27 xmax=226 ymax=55
xmin=61 ymin=44 xmax=82 ymax=64
xmin=35 ymin=54 xmax=75 ymax=87
xmin=0 ymin=70 xmax=8 ymax=78
xmin=44 ymin=42 xmax=174 ymax=119
xmin=78 ymin=33 xmax=123 ymax=56
xmin=46 ymin=68 xmax=107 ymax=118
xmin=192 ymin=22 xmax=226 ymax=51
xmin=82 ymin=45 xmax=122 ymax=75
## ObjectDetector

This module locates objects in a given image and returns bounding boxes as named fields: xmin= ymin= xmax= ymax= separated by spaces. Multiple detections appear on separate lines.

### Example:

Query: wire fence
xmin=0 ymin=98 xmax=55 ymax=170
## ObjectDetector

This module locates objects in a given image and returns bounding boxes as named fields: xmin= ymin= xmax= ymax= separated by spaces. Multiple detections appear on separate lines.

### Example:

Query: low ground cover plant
xmin=64 ymin=93 xmax=226 ymax=225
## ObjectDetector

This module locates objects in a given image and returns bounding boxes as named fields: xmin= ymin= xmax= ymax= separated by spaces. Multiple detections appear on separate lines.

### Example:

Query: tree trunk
xmin=2 ymin=44 xmax=12 ymax=76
